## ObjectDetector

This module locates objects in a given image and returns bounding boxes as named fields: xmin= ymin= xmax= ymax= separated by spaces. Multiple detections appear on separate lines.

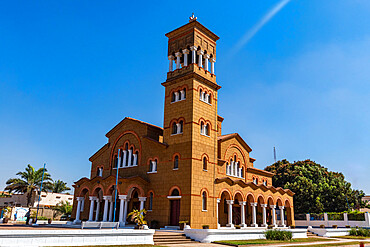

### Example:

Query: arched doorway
xmin=79 ymin=188 xmax=89 ymax=221
xmin=106 ymin=185 xmax=121 ymax=222
xmin=246 ymin=194 xmax=255 ymax=226
xmin=233 ymin=192 xmax=243 ymax=226
xmin=256 ymin=196 xmax=265 ymax=227
xmin=267 ymin=197 xmax=274 ymax=226
xmin=169 ymin=189 xmax=180 ymax=226
xmin=127 ymin=188 xmax=141 ymax=224
xmin=92 ymin=187 xmax=104 ymax=221
xmin=285 ymin=199 xmax=293 ymax=227
xmin=276 ymin=198 xmax=283 ymax=226
xmin=219 ymin=190 xmax=232 ymax=227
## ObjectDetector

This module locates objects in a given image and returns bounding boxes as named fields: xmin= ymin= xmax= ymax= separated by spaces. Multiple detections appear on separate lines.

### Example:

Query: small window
xmin=199 ymin=89 xmax=203 ymax=100
xmin=200 ymin=122 xmax=204 ymax=135
xmin=182 ymin=89 xmax=186 ymax=99
xmin=171 ymin=92 xmax=176 ymax=102
xmin=149 ymin=192 xmax=153 ymax=210
xmin=202 ymin=191 xmax=207 ymax=211
xmin=113 ymin=155 xmax=118 ymax=168
xmin=241 ymin=166 xmax=244 ymax=178
xmin=205 ymin=124 xmax=210 ymax=136
xmin=149 ymin=160 xmax=157 ymax=173
xmin=174 ymin=155 xmax=179 ymax=169
xmin=172 ymin=122 xmax=177 ymax=135
xmin=203 ymin=157 xmax=207 ymax=171
xmin=178 ymin=121 xmax=183 ymax=134
xmin=226 ymin=162 xmax=229 ymax=175
xmin=171 ymin=189 xmax=180 ymax=196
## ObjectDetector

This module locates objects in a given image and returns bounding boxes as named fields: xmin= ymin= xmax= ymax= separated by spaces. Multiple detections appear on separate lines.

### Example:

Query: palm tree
xmin=53 ymin=201 xmax=72 ymax=220
xmin=48 ymin=180 xmax=71 ymax=193
xmin=5 ymin=164 xmax=52 ymax=206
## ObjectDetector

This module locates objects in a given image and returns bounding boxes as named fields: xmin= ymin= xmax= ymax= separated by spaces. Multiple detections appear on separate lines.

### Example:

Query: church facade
xmin=71 ymin=18 xmax=295 ymax=229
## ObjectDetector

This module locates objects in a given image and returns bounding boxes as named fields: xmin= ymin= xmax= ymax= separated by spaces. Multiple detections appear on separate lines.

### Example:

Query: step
xmin=154 ymin=240 xmax=194 ymax=245
xmin=154 ymin=235 xmax=188 ymax=239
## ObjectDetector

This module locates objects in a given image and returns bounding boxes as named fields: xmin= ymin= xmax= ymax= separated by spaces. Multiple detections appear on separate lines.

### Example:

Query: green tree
xmin=53 ymin=201 xmax=72 ymax=219
xmin=5 ymin=164 xmax=53 ymax=206
xmin=47 ymin=180 xmax=71 ymax=193
xmin=265 ymin=159 xmax=364 ymax=214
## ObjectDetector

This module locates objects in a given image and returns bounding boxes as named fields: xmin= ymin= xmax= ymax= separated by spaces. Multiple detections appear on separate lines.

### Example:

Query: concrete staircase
xmin=307 ymin=230 xmax=319 ymax=237
xmin=154 ymin=230 xmax=195 ymax=245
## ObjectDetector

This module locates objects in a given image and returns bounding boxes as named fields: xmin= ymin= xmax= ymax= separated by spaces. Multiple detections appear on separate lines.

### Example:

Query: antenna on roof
xmin=273 ymin=147 xmax=277 ymax=163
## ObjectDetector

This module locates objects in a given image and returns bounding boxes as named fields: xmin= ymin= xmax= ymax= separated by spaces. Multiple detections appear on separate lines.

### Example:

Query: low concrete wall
xmin=309 ymin=227 xmax=350 ymax=237
xmin=295 ymin=212 xmax=370 ymax=228
xmin=0 ymin=229 xmax=155 ymax=247
xmin=184 ymin=228 xmax=307 ymax=243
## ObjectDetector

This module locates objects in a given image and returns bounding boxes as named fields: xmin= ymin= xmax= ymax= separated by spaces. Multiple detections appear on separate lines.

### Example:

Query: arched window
xmin=183 ymin=89 xmax=186 ymax=99
xmin=205 ymin=124 xmax=210 ymax=136
xmin=149 ymin=192 xmax=153 ymax=210
xmin=174 ymin=155 xmax=179 ymax=169
xmin=134 ymin=151 xmax=139 ymax=166
xmin=171 ymin=92 xmax=176 ymax=102
xmin=226 ymin=162 xmax=230 ymax=175
xmin=200 ymin=122 xmax=204 ymax=134
xmin=172 ymin=122 xmax=177 ymax=135
xmin=203 ymin=157 xmax=207 ymax=171
xmin=113 ymin=155 xmax=118 ymax=168
xmin=208 ymin=94 xmax=212 ymax=104
xmin=149 ymin=159 xmax=157 ymax=173
xmin=236 ymin=162 xmax=240 ymax=177
xmin=171 ymin=189 xmax=180 ymax=196
xmin=129 ymin=147 xmax=134 ymax=166
xmin=241 ymin=166 xmax=244 ymax=178
xmin=202 ymin=191 xmax=207 ymax=211
xmin=97 ymin=167 xmax=103 ymax=177
xmin=199 ymin=89 xmax=203 ymax=100
xmin=178 ymin=121 xmax=183 ymax=133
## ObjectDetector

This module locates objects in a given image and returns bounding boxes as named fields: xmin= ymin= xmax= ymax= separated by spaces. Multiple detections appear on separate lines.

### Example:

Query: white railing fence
xmin=295 ymin=212 xmax=370 ymax=228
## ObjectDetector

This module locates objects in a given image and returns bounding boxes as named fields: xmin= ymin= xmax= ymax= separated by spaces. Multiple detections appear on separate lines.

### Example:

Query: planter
xmin=202 ymin=225 xmax=209 ymax=229
xmin=179 ymin=223 xmax=186 ymax=230
xmin=48 ymin=219 xmax=52 ymax=224
xmin=2 ymin=218 xmax=9 ymax=224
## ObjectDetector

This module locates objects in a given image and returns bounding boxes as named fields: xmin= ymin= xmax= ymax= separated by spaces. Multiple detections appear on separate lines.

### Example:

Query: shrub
xmin=36 ymin=216 xmax=48 ymax=220
xmin=264 ymin=229 xmax=292 ymax=241
xmin=349 ymin=228 xmax=370 ymax=237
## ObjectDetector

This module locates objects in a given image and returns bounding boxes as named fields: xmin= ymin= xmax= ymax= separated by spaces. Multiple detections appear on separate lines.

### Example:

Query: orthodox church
xmin=72 ymin=17 xmax=295 ymax=229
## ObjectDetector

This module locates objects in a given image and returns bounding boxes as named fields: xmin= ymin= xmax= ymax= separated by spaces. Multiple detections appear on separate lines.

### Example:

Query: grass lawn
xmin=288 ymin=241 xmax=364 ymax=247
xmin=335 ymin=235 xmax=370 ymax=239
xmin=215 ymin=237 xmax=336 ymax=245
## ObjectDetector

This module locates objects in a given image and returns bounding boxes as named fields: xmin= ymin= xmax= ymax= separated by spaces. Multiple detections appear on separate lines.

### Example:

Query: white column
xmin=139 ymin=197 xmax=147 ymax=211
xmin=190 ymin=46 xmax=197 ymax=64
xmin=279 ymin=206 xmax=286 ymax=227
xmin=239 ymin=201 xmax=246 ymax=227
xmin=216 ymin=199 xmax=221 ymax=229
xmin=73 ymin=197 xmax=83 ymax=223
xmin=261 ymin=204 xmax=268 ymax=227
xmin=204 ymin=54 xmax=210 ymax=71
xmin=95 ymin=199 xmax=100 ymax=221
xmin=175 ymin=52 xmax=182 ymax=70
xmin=168 ymin=55 xmax=174 ymax=72
xmin=251 ymin=202 xmax=258 ymax=227
xmin=80 ymin=198 xmax=85 ymax=212
xmin=88 ymin=196 xmax=97 ymax=221
xmin=197 ymin=50 xmax=204 ymax=68
xmin=133 ymin=153 xmax=137 ymax=166
xmin=210 ymin=58 xmax=216 ymax=74
xmin=128 ymin=149 xmax=132 ymax=166
xmin=102 ymin=196 xmax=111 ymax=222
xmin=122 ymin=150 xmax=127 ymax=167
xmin=226 ymin=200 xmax=234 ymax=227
xmin=180 ymin=90 xmax=185 ymax=100
xmin=176 ymin=123 xmax=181 ymax=134
xmin=174 ymin=91 xmax=179 ymax=101
xmin=270 ymin=205 xmax=277 ymax=227
xmin=109 ymin=200 xmax=114 ymax=222
xmin=182 ymin=49 xmax=189 ymax=66
xmin=118 ymin=195 xmax=127 ymax=226
xmin=123 ymin=197 xmax=130 ymax=224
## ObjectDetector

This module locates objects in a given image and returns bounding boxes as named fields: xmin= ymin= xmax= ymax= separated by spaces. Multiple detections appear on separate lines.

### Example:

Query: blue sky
xmin=1 ymin=1 xmax=369 ymax=194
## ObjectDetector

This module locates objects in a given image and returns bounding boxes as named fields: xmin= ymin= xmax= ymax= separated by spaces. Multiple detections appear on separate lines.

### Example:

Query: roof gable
xmin=218 ymin=133 xmax=252 ymax=152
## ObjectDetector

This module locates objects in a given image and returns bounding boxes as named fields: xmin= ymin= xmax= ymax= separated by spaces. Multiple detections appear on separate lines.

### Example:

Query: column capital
xmin=103 ymin=195 xmax=112 ymax=201
xmin=226 ymin=200 xmax=234 ymax=205
xmin=279 ymin=206 xmax=285 ymax=210
xmin=197 ymin=50 xmax=204 ymax=55
xmin=204 ymin=54 xmax=211 ymax=59
xmin=76 ymin=197 xmax=84 ymax=202
xmin=139 ymin=197 xmax=147 ymax=202
xmin=216 ymin=198 xmax=221 ymax=203
xmin=239 ymin=201 xmax=246 ymax=206
xmin=182 ymin=49 xmax=190 ymax=54
xmin=118 ymin=195 xmax=128 ymax=200
xmin=250 ymin=202 xmax=258 ymax=207
xmin=89 ymin=196 xmax=97 ymax=201
xmin=270 ymin=205 xmax=276 ymax=209
xmin=175 ymin=52 xmax=182 ymax=57
xmin=168 ymin=55 xmax=175 ymax=60
xmin=190 ymin=46 xmax=197 ymax=51
xmin=261 ymin=204 xmax=268 ymax=208
xmin=210 ymin=58 xmax=216 ymax=63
